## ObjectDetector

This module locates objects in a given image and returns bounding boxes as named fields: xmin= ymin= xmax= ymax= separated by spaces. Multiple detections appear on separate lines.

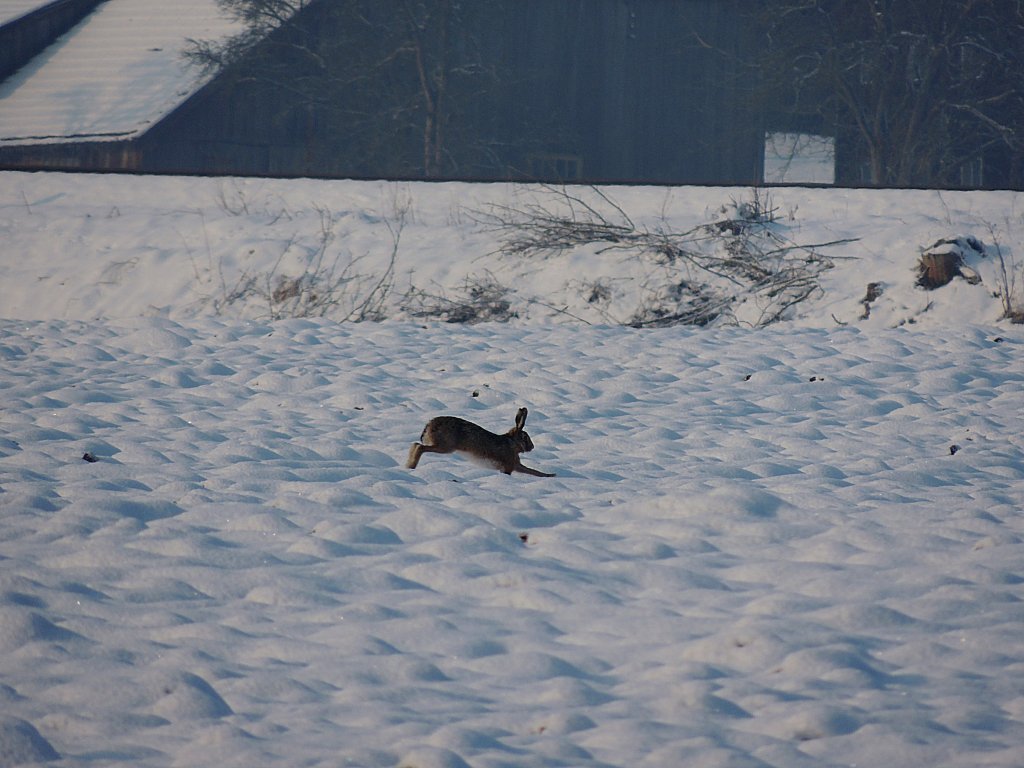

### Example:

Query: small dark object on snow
xmin=82 ymin=452 xmax=98 ymax=463
xmin=949 ymin=444 xmax=961 ymax=456
xmin=861 ymin=282 xmax=884 ymax=319
xmin=864 ymin=282 xmax=884 ymax=303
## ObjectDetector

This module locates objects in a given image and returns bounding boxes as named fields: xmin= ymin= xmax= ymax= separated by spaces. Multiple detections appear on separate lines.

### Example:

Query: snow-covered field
xmin=1 ymin=171 xmax=1024 ymax=767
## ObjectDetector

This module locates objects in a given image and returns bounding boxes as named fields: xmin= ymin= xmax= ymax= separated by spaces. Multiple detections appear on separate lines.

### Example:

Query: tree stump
xmin=916 ymin=250 xmax=963 ymax=289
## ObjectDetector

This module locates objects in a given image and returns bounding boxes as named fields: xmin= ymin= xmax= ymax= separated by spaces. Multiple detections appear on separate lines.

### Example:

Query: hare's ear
xmin=515 ymin=407 xmax=528 ymax=431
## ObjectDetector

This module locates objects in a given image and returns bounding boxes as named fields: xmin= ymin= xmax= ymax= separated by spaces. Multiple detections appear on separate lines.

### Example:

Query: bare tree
xmin=187 ymin=0 xmax=505 ymax=178
xmin=753 ymin=0 xmax=1024 ymax=187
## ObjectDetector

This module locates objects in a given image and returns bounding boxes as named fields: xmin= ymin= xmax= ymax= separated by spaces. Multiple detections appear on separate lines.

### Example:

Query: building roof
xmin=0 ymin=0 xmax=241 ymax=145
xmin=0 ymin=1 xmax=57 ymax=27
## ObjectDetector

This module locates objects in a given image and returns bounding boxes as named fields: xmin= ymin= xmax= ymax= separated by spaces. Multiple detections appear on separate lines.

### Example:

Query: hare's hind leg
xmin=407 ymin=441 xmax=447 ymax=469
xmin=406 ymin=442 xmax=425 ymax=469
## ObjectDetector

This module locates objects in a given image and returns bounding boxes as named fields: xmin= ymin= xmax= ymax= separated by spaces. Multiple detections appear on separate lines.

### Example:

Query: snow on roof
xmin=0 ymin=0 xmax=242 ymax=145
xmin=0 ymin=0 xmax=57 ymax=27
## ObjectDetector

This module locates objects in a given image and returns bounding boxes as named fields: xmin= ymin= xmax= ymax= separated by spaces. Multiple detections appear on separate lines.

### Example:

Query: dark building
xmin=3 ymin=0 xmax=1019 ymax=187
xmin=0 ymin=0 xmax=766 ymax=184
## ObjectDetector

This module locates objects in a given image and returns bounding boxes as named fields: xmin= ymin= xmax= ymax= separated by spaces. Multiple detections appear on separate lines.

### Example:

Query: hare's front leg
xmin=513 ymin=460 xmax=556 ymax=478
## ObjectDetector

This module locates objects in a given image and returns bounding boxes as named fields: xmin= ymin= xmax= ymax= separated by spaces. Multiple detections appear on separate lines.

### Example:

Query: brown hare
xmin=406 ymin=407 xmax=555 ymax=477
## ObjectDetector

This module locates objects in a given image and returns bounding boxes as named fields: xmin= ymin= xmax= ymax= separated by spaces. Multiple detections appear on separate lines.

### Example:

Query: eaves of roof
xmin=0 ymin=0 xmax=241 ymax=146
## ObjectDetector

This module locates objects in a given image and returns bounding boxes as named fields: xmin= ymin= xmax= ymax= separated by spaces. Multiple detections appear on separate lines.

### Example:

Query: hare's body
xmin=406 ymin=407 xmax=555 ymax=477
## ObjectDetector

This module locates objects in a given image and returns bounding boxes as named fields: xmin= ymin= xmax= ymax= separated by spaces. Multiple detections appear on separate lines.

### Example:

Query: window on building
xmin=959 ymin=156 xmax=984 ymax=188
xmin=763 ymin=133 xmax=834 ymax=184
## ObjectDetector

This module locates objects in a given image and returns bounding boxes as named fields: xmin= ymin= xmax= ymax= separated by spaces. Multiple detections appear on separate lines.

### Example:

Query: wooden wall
xmin=492 ymin=0 xmax=762 ymax=183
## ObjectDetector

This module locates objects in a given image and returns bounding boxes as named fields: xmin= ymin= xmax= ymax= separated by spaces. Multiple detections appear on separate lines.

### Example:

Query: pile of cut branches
xmin=477 ymin=186 xmax=855 ymax=327
xmin=402 ymin=275 xmax=519 ymax=324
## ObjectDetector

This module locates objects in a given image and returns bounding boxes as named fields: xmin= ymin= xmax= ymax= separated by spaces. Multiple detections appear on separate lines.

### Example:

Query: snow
xmin=3 ymin=173 xmax=1023 ymax=329
xmin=0 ymin=0 xmax=240 ymax=144
xmin=1 ymin=170 xmax=1024 ymax=767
